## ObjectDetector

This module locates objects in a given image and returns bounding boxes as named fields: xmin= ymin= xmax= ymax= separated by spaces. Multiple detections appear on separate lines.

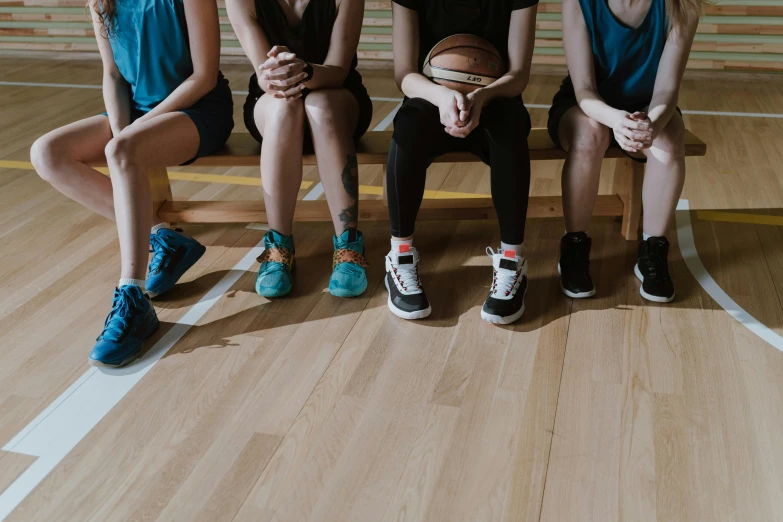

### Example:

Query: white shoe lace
xmin=391 ymin=261 xmax=421 ymax=292
xmin=487 ymin=247 xmax=521 ymax=298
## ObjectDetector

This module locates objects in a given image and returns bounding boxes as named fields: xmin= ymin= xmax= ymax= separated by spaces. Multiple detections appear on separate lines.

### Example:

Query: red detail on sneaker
xmin=399 ymin=244 xmax=411 ymax=253
xmin=504 ymin=249 xmax=516 ymax=259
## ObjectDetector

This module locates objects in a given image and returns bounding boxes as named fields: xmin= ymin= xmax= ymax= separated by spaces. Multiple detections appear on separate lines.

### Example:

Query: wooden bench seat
xmin=142 ymin=128 xmax=706 ymax=240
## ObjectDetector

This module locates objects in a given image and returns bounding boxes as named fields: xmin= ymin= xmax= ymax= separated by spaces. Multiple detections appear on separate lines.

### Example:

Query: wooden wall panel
xmin=0 ymin=0 xmax=781 ymax=72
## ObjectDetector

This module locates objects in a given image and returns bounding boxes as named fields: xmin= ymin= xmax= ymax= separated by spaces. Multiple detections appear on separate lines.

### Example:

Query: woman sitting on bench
xmin=550 ymin=0 xmax=700 ymax=303
xmin=30 ymin=0 xmax=234 ymax=367
xmin=383 ymin=0 xmax=539 ymax=324
xmin=227 ymin=0 xmax=373 ymax=298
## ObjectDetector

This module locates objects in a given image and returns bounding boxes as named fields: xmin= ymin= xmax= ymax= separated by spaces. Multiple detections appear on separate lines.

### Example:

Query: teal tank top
xmin=579 ymin=0 xmax=668 ymax=111
xmin=108 ymin=0 xmax=199 ymax=111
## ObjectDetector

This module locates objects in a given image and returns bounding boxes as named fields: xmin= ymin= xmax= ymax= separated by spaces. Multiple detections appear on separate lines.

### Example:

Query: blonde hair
xmin=665 ymin=0 xmax=703 ymax=32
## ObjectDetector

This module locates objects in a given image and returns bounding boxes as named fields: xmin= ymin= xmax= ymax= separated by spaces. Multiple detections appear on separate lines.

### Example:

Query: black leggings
xmin=386 ymin=96 xmax=532 ymax=244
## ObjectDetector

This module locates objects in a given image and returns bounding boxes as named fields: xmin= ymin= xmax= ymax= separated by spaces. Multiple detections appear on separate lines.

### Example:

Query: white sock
xmin=391 ymin=237 xmax=413 ymax=252
xmin=119 ymin=278 xmax=146 ymax=291
xmin=642 ymin=233 xmax=652 ymax=241
xmin=500 ymin=242 xmax=523 ymax=257
xmin=151 ymin=223 xmax=171 ymax=234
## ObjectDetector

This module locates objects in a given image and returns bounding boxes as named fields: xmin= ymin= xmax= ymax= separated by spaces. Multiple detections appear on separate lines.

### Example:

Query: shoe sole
xmin=634 ymin=264 xmax=675 ymax=303
xmin=88 ymin=316 xmax=160 ymax=369
xmin=384 ymin=276 xmax=431 ymax=320
xmin=480 ymin=287 xmax=528 ymax=325
xmin=556 ymin=263 xmax=596 ymax=299
xmin=147 ymin=243 xmax=207 ymax=298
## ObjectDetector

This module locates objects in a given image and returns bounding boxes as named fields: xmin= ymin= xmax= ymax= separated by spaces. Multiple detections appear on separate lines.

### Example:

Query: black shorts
xmin=547 ymin=76 xmax=680 ymax=164
xmin=243 ymin=74 xmax=373 ymax=152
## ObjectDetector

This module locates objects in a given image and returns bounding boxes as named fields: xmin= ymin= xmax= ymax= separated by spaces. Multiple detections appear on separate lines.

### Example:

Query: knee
xmin=30 ymin=134 xmax=63 ymax=183
xmin=392 ymin=98 xmax=437 ymax=148
xmin=651 ymin=116 xmax=685 ymax=164
xmin=257 ymin=96 xmax=305 ymax=130
xmin=304 ymin=91 xmax=352 ymax=134
xmin=568 ymin=117 xmax=611 ymax=156
xmin=483 ymin=100 xmax=531 ymax=150
xmin=104 ymin=133 xmax=141 ymax=169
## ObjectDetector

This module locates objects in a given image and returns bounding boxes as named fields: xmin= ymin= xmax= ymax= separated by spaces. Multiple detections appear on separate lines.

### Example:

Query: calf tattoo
xmin=339 ymin=154 xmax=359 ymax=231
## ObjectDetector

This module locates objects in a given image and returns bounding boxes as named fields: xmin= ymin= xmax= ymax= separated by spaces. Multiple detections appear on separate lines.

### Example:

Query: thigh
xmin=39 ymin=115 xmax=114 ymax=163
xmin=304 ymin=88 xmax=359 ymax=136
xmin=112 ymin=112 xmax=200 ymax=167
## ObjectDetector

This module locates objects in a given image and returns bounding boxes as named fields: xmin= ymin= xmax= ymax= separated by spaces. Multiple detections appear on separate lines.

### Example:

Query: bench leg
xmin=613 ymin=158 xmax=645 ymax=241
xmin=149 ymin=167 xmax=172 ymax=216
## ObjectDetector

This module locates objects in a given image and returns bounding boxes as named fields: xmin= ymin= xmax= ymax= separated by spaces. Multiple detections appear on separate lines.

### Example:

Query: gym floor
xmin=1 ymin=58 xmax=783 ymax=521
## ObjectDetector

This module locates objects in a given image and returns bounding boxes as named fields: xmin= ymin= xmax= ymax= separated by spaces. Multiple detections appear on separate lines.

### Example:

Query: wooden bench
xmin=144 ymin=128 xmax=706 ymax=241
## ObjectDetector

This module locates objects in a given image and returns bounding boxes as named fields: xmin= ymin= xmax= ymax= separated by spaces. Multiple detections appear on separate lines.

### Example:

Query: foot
xmin=89 ymin=286 xmax=159 ymax=368
xmin=146 ymin=228 xmax=207 ymax=298
xmin=384 ymin=243 xmax=431 ymax=320
xmin=256 ymin=230 xmax=295 ymax=297
xmin=635 ymin=236 xmax=675 ymax=303
xmin=558 ymin=232 xmax=596 ymax=298
xmin=329 ymin=229 xmax=369 ymax=297
xmin=481 ymin=248 xmax=528 ymax=324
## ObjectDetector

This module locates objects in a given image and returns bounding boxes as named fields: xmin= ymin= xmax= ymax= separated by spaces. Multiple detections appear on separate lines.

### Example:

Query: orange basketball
xmin=422 ymin=34 xmax=505 ymax=95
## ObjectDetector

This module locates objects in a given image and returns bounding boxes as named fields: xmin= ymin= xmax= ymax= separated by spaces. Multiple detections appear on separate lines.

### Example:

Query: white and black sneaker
xmin=635 ymin=236 xmax=675 ymax=303
xmin=481 ymin=248 xmax=528 ymax=325
xmin=385 ymin=244 xmax=432 ymax=320
xmin=558 ymin=232 xmax=596 ymax=298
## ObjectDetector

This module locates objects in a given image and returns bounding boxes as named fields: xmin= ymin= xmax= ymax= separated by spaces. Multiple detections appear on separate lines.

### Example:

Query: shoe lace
xmin=392 ymin=260 xmax=421 ymax=292
xmin=100 ymin=287 xmax=143 ymax=342
xmin=487 ymin=247 xmax=520 ymax=297
xmin=148 ymin=233 xmax=176 ymax=273
xmin=643 ymin=244 xmax=670 ymax=281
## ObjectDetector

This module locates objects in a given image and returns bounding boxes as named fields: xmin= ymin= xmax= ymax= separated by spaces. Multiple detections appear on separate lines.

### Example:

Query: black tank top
xmin=248 ymin=0 xmax=366 ymax=98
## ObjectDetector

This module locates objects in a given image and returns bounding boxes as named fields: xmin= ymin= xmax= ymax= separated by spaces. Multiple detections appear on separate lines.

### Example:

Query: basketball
xmin=422 ymin=34 xmax=505 ymax=94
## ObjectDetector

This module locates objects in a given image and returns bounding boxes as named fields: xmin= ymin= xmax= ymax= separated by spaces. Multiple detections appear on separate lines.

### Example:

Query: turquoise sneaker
xmin=146 ymin=228 xmax=206 ymax=297
xmin=256 ymin=230 xmax=295 ymax=297
xmin=329 ymin=229 xmax=369 ymax=297
xmin=89 ymin=286 xmax=159 ymax=368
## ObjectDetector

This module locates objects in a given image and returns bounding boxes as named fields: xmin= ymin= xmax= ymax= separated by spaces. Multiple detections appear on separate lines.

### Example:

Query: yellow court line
xmin=1 ymin=160 xmax=491 ymax=199
xmin=697 ymin=210 xmax=783 ymax=227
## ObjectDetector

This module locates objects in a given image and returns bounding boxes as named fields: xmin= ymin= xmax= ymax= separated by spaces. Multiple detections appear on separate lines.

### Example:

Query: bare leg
xmin=104 ymin=112 xmax=200 ymax=280
xmin=558 ymin=106 xmax=612 ymax=233
xmin=303 ymin=89 xmax=360 ymax=234
xmin=640 ymin=112 xmax=686 ymax=236
xmin=254 ymin=95 xmax=305 ymax=236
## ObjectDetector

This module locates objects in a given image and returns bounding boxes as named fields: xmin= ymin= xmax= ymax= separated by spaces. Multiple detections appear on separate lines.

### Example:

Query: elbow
xmin=394 ymin=68 xmax=413 ymax=91
xmin=195 ymin=73 xmax=219 ymax=96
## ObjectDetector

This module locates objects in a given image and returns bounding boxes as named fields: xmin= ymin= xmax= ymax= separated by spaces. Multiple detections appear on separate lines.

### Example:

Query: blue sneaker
xmin=146 ymin=228 xmax=206 ymax=298
xmin=89 ymin=286 xmax=159 ymax=368
xmin=329 ymin=229 xmax=369 ymax=297
xmin=256 ymin=230 xmax=295 ymax=297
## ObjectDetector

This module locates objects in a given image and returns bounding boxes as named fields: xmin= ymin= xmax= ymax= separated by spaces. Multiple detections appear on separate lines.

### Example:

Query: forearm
xmin=575 ymin=88 xmax=625 ymax=128
xmin=399 ymin=71 xmax=450 ymax=106
xmin=103 ymin=74 xmax=131 ymax=136
xmin=229 ymin=11 xmax=271 ymax=71
xmin=474 ymin=70 xmax=528 ymax=102
xmin=135 ymin=75 xmax=216 ymax=123
xmin=647 ymin=90 xmax=678 ymax=135
xmin=303 ymin=63 xmax=349 ymax=90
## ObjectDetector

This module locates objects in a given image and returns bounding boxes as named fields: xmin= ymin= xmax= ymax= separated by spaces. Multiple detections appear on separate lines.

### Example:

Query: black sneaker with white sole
xmin=635 ymin=236 xmax=675 ymax=303
xmin=481 ymin=248 xmax=528 ymax=325
xmin=558 ymin=232 xmax=596 ymax=298
xmin=385 ymin=244 xmax=431 ymax=320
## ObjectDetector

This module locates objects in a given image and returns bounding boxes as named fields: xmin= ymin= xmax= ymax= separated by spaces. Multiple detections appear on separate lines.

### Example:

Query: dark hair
xmin=89 ymin=0 xmax=116 ymax=38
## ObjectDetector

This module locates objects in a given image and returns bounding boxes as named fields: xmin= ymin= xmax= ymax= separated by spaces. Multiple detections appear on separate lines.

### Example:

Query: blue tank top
xmin=579 ymin=0 xmax=668 ymax=111
xmin=108 ymin=0 xmax=195 ymax=111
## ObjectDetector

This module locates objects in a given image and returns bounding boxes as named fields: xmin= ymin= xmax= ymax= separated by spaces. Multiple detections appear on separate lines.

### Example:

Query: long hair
xmin=89 ymin=0 xmax=116 ymax=38
xmin=665 ymin=0 xmax=703 ymax=33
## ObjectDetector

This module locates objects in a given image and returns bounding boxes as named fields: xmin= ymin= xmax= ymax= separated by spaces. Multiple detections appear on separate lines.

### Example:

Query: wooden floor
xmin=1 ymin=59 xmax=783 ymax=521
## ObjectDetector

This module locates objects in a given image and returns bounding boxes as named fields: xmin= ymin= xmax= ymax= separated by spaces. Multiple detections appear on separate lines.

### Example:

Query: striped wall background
xmin=0 ymin=0 xmax=781 ymax=72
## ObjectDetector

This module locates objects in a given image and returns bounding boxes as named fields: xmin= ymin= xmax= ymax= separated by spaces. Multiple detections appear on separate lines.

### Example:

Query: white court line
xmin=0 ymin=239 xmax=266 ymax=521
xmin=676 ymin=199 xmax=783 ymax=354
xmin=302 ymin=182 xmax=325 ymax=201
xmin=245 ymin=223 xmax=269 ymax=231
xmin=3 ymin=81 xmax=782 ymax=118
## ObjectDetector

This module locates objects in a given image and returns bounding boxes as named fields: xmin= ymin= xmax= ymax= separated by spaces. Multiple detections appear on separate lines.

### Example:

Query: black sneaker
xmin=635 ymin=236 xmax=675 ymax=303
xmin=558 ymin=232 xmax=596 ymax=298
xmin=481 ymin=248 xmax=528 ymax=324
xmin=385 ymin=244 xmax=431 ymax=320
